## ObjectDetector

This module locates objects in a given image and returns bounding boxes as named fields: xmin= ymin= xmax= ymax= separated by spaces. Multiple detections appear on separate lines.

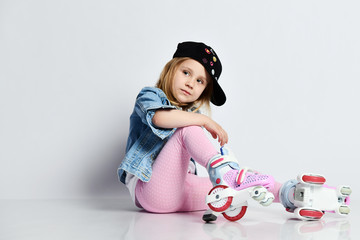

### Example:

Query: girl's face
xmin=172 ymin=59 xmax=209 ymax=104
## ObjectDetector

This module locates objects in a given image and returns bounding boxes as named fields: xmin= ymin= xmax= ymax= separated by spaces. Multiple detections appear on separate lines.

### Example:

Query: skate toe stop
xmin=203 ymin=213 xmax=218 ymax=222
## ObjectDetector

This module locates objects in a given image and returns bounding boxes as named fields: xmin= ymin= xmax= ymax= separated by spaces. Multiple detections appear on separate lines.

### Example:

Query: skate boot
xmin=280 ymin=173 xmax=352 ymax=221
xmin=203 ymin=148 xmax=275 ymax=222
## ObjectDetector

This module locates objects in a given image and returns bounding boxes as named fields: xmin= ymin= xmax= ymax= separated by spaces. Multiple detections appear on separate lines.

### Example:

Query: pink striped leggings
xmin=135 ymin=126 xmax=281 ymax=213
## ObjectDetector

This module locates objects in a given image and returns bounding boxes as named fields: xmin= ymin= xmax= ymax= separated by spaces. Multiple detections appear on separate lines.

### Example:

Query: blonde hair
xmin=156 ymin=57 xmax=213 ymax=112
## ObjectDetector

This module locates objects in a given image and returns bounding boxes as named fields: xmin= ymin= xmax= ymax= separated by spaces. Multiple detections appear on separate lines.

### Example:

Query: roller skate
xmin=280 ymin=173 xmax=352 ymax=221
xmin=202 ymin=148 xmax=275 ymax=222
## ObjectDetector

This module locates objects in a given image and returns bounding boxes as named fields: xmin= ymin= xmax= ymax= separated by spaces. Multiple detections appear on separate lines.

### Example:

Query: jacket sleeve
xmin=134 ymin=87 xmax=177 ymax=139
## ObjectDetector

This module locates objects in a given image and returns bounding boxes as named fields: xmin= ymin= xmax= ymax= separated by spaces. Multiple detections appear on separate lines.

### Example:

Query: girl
xmin=118 ymin=41 xmax=283 ymax=213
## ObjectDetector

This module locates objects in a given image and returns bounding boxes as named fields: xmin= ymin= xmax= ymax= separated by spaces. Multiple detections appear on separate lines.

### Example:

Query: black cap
xmin=173 ymin=41 xmax=226 ymax=106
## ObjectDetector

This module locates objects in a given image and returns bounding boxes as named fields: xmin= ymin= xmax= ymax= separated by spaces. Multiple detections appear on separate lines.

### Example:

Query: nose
xmin=185 ymin=78 xmax=194 ymax=89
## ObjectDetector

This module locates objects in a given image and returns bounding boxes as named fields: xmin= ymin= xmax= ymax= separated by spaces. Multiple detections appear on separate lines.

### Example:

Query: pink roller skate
xmin=203 ymin=148 xmax=275 ymax=222
xmin=280 ymin=173 xmax=352 ymax=221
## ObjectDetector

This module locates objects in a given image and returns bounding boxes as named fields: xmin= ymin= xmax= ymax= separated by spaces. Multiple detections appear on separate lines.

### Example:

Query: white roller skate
xmin=280 ymin=173 xmax=352 ymax=221
xmin=203 ymin=148 xmax=275 ymax=222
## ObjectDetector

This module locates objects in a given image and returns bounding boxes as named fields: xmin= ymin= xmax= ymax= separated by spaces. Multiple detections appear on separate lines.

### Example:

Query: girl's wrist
xmin=199 ymin=114 xmax=210 ymax=127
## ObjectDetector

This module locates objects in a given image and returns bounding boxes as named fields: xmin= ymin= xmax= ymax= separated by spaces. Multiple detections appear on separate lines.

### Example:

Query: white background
xmin=1 ymin=0 xmax=359 ymax=200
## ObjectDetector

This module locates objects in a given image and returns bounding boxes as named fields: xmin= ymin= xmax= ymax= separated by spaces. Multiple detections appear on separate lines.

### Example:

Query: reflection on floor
xmin=1 ymin=197 xmax=358 ymax=240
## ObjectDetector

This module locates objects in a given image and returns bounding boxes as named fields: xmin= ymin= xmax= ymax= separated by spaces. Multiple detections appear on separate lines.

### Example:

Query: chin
xmin=179 ymin=98 xmax=193 ymax=104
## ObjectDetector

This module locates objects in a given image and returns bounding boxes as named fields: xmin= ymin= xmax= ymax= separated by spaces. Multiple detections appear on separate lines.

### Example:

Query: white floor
xmin=1 ymin=196 xmax=359 ymax=240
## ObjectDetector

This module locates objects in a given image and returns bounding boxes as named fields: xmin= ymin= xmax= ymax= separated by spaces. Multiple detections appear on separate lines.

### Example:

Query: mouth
xmin=181 ymin=89 xmax=191 ymax=96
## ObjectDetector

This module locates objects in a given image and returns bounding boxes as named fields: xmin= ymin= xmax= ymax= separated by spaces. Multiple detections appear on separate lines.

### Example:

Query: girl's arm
xmin=152 ymin=109 xmax=228 ymax=146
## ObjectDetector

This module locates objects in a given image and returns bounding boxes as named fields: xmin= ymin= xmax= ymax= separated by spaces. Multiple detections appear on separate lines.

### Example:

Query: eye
xmin=197 ymin=79 xmax=204 ymax=84
xmin=183 ymin=71 xmax=190 ymax=76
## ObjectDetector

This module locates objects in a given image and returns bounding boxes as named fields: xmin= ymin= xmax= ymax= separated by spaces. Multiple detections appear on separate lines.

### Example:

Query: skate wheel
xmin=338 ymin=206 xmax=350 ymax=215
xmin=340 ymin=186 xmax=352 ymax=196
xmin=222 ymin=206 xmax=247 ymax=221
xmin=251 ymin=186 xmax=267 ymax=201
xmin=207 ymin=185 xmax=233 ymax=212
xmin=260 ymin=192 xmax=274 ymax=207
xmin=298 ymin=209 xmax=324 ymax=220
xmin=301 ymin=174 xmax=326 ymax=185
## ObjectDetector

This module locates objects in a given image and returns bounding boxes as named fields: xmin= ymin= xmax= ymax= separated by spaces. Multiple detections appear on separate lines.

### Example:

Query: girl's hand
xmin=203 ymin=117 xmax=228 ymax=146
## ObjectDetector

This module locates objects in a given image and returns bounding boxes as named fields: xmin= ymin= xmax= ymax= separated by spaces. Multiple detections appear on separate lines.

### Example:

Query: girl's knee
xmin=176 ymin=125 xmax=203 ymax=136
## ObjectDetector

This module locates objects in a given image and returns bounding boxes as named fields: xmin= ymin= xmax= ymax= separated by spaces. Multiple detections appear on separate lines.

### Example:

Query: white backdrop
xmin=1 ymin=0 xmax=359 ymax=200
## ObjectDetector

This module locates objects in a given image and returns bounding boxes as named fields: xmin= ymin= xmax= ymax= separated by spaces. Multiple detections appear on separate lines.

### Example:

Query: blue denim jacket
xmin=118 ymin=87 xmax=177 ymax=184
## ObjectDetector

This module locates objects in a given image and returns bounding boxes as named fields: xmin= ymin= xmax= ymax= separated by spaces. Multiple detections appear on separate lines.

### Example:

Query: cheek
xmin=172 ymin=76 xmax=180 ymax=89
xmin=201 ymin=84 xmax=207 ymax=92
xmin=196 ymin=86 xmax=207 ymax=97
xmin=173 ymin=75 xmax=183 ymax=87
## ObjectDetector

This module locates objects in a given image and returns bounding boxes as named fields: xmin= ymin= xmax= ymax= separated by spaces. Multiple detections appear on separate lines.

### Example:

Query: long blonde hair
xmin=156 ymin=57 xmax=213 ymax=112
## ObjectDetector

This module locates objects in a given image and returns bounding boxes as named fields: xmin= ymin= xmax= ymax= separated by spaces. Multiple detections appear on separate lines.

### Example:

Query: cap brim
xmin=211 ymin=80 xmax=226 ymax=106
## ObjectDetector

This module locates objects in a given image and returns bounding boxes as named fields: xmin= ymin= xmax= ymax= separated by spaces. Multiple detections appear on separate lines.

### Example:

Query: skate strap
xmin=210 ymin=155 xmax=238 ymax=168
xmin=236 ymin=167 xmax=249 ymax=185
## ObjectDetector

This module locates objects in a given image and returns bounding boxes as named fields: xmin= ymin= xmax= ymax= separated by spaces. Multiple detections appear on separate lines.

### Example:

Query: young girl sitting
xmin=117 ymin=41 xmax=284 ymax=214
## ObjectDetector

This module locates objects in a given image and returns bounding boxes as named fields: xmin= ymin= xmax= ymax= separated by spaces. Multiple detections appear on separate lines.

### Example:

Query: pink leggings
xmin=135 ymin=126 xmax=281 ymax=213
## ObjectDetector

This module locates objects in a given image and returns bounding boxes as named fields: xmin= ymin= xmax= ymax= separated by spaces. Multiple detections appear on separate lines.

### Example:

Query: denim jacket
xmin=117 ymin=87 xmax=178 ymax=184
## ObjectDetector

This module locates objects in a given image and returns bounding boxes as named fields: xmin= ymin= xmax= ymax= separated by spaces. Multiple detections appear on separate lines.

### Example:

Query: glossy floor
xmin=1 ymin=196 xmax=358 ymax=240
